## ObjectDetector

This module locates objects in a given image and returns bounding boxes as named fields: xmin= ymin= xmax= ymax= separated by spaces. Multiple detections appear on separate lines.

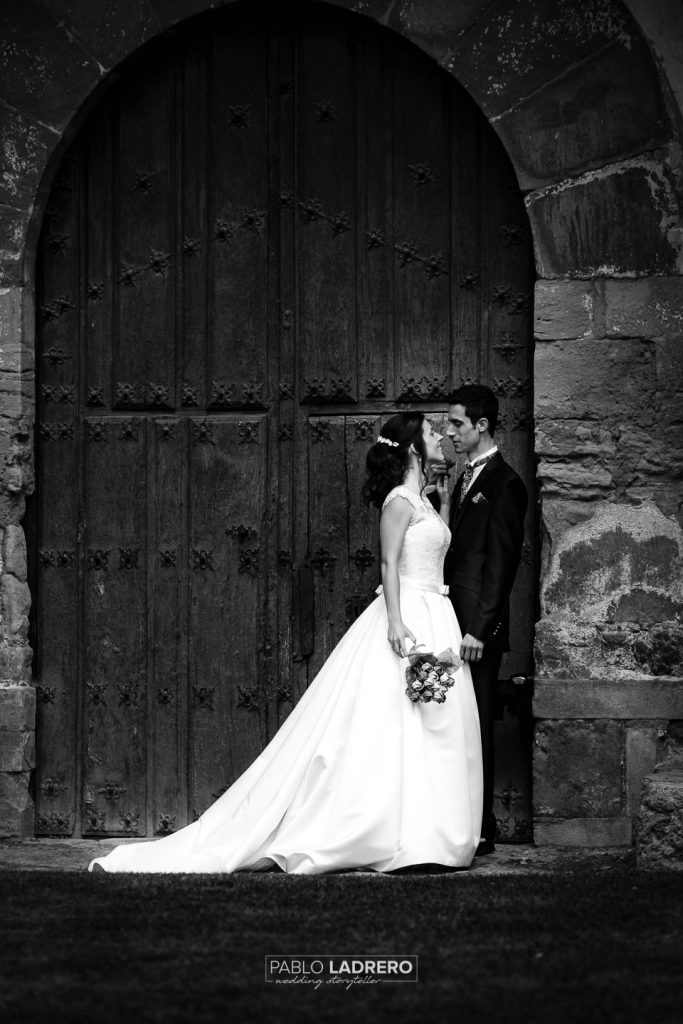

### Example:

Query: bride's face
xmin=421 ymin=419 xmax=444 ymax=464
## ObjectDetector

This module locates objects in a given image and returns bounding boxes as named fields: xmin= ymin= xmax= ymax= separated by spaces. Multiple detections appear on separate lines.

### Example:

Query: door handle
xmin=293 ymin=565 xmax=314 ymax=661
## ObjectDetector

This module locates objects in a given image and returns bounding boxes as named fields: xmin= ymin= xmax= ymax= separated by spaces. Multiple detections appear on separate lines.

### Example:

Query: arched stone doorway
xmin=0 ymin=0 xmax=681 ymax=847
xmin=30 ymin=4 xmax=535 ymax=837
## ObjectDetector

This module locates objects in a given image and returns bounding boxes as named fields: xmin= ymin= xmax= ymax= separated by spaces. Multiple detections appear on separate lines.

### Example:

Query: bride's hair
xmin=361 ymin=412 xmax=427 ymax=509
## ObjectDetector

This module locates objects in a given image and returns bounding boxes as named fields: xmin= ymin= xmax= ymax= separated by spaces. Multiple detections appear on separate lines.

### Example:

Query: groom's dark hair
xmin=448 ymin=383 xmax=498 ymax=437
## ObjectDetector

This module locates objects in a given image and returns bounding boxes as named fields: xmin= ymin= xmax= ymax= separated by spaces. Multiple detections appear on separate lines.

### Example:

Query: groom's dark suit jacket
xmin=444 ymin=452 xmax=527 ymax=651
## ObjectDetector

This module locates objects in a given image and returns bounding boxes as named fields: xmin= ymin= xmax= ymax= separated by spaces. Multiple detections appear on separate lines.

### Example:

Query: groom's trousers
xmin=469 ymin=644 xmax=503 ymax=844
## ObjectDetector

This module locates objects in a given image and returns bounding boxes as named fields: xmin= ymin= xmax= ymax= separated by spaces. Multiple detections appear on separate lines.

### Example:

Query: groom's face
xmin=446 ymin=404 xmax=482 ymax=457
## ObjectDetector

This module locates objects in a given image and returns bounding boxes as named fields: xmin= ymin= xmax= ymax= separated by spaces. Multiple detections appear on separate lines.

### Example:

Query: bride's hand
xmin=434 ymin=471 xmax=451 ymax=508
xmin=388 ymin=619 xmax=417 ymax=658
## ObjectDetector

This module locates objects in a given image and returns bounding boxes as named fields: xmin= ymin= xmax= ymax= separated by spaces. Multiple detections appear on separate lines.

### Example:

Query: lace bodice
xmin=381 ymin=485 xmax=451 ymax=587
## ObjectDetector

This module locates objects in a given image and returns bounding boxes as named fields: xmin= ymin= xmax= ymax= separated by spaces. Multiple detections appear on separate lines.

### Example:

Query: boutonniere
xmin=471 ymin=492 xmax=488 ymax=504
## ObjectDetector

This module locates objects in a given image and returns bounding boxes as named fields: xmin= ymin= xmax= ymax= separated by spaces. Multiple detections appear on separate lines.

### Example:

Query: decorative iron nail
xmin=192 ymin=420 xmax=214 ymax=445
xmin=353 ymin=420 xmax=375 ymax=442
xmin=98 ymin=781 xmax=127 ymax=802
xmin=192 ymin=686 xmax=215 ymax=710
xmin=408 ymin=161 xmax=435 ymax=186
xmin=229 ymin=105 xmax=250 ymax=128
xmin=314 ymin=99 xmax=337 ymax=123
xmin=182 ymin=383 xmax=199 ymax=407
xmin=87 ymin=550 xmax=110 ymax=571
xmin=310 ymin=547 xmax=337 ymax=573
xmin=238 ymin=421 xmax=260 ymax=444
xmin=118 ymin=548 xmax=140 ymax=570
xmin=133 ymin=171 xmax=155 ymax=194
xmin=192 ymin=549 xmax=215 ymax=572
xmin=87 ymin=385 xmax=105 ymax=406
xmin=86 ymin=682 xmax=108 ymax=706
xmin=309 ymin=420 xmax=331 ymax=443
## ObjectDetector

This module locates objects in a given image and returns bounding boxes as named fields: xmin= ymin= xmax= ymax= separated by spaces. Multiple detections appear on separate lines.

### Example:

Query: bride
xmin=89 ymin=412 xmax=483 ymax=874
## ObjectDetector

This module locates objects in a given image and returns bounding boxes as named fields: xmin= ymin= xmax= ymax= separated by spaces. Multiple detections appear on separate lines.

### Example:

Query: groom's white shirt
xmin=467 ymin=444 xmax=498 ymax=489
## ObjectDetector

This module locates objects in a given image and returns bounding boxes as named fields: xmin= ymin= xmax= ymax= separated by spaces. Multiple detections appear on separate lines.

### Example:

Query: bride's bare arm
xmin=380 ymin=497 xmax=417 ymax=657
xmin=434 ymin=471 xmax=451 ymax=524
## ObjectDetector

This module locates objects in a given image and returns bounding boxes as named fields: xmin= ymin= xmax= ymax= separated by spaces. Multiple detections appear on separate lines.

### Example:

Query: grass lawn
xmin=0 ymin=864 xmax=681 ymax=1024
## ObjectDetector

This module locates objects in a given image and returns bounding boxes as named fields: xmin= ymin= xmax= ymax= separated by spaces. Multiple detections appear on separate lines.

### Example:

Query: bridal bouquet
xmin=404 ymin=645 xmax=463 ymax=704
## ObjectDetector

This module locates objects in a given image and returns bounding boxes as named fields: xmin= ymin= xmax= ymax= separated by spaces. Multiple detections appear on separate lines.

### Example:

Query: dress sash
xmin=375 ymin=577 xmax=449 ymax=597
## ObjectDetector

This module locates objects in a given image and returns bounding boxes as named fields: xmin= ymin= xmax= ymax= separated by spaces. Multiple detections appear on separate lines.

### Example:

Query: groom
xmin=440 ymin=384 xmax=527 ymax=855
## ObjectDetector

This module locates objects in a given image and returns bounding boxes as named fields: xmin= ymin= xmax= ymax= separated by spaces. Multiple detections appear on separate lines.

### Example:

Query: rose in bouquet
xmin=404 ymin=645 xmax=463 ymax=704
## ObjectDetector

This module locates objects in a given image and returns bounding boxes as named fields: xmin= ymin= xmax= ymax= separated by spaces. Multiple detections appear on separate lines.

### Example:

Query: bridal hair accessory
xmin=404 ymin=645 xmax=462 ymax=704
xmin=377 ymin=435 xmax=399 ymax=447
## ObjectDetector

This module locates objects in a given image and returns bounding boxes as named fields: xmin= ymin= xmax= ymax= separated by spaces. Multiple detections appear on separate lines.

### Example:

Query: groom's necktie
xmin=458 ymin=451 xmax=498 ymax=508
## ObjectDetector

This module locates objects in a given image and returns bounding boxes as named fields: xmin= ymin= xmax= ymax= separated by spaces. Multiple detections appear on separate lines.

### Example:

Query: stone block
xmin=0 ymin=685 xmax=35 ymax=730
xmin=541 ymin=502 xmax=683 ymax=622
xmin=527 ymin=163 xmax=681 ymax=278
xmin=0 ymin=771 xmax=34 ymax=838
xmin=0 ymin=205 xmax=30 ymax=285
xmin=608 ymin=590 xmax=681 ymax=624
xmin=41 ymin=0 xmax=160 ymax=69
xmin=0 ymin=107 xmax=55 ymax=211
xmin=632 ymin=626 xmax=683 ymax=677
xmin=0 ymin=729 xmax=34 ymax=771
xmin=3 ymin=525 xmax=27 ymax=581
xmin=0 ymin=0 xmax=103 ymax=131
xmin=534 ymin=720 xmax=624 ymax=817
xmin=533 ymin=677 xmax=683 ymax=719
xmin=534 ymin=817 xmax=633 ymax=848
xmin=0 ymin=287 xmax=27 ymax=374
xmin=0 ymin=491 xmax=26 ymax=530
xmin=496 ymin=36 xmax=669 ymax=190
xmin=534 ymin=280 xmax=601 ymax=341
xmin=636 ymin=761 xmax=683 ymax=869
xmin=534 ymin=617 xmax=602 ymax=679
xmin=0 ymin=372 xmax=35 ymax=421
xmin=439 ymin=0 xmax=633 ymax=118
xmin=0 ymin=646 xmax=33 ymax=684
xmin=536 ymin=420 xmax=616 ymax=459
xmin=604 ymin=278 xmax=683 ymax=340
xmin=626 ymin=727 xmax=659 ymax=815
xmin=391 ymin=0 xmax=491 ymax=62
xmin=537 ymin=460 xmax=613 ymax=500
xmin=1 ymin=574 xmax=31 ymax=638
xmin=535 ymin=337 xmax=656 ymax=423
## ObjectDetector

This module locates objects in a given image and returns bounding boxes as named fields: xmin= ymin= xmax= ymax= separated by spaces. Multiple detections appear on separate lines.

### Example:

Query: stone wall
xmin=0 ymin=0 xmax=682 ymax=840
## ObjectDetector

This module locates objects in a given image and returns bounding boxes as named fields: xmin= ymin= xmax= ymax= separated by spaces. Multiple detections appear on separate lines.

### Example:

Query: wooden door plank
xmin=179 ymin=39 xmax=210 ymax=412
xmin=34 ymin=151 xmax=80 ymax=836
xmin=345 ymin=415 xmax=382 ymax=624
xmin=306 ymin=415 xmax=349 ymax=679
xmin=296 ymin=18 xmax=357 ymax=404
xmin=187 ymin=416 xmax=267 ymax=817
xmin=392 ymin=39 xmax=451 ymax=402
xmin=207 ymin=24 xmax=269 ymax=406
xmin=115 ymin=59 xmax=175 ymax=411
xmin=355 ymin=28 xmax=394 ymax=404
xmin=82 ymin=416 xmax=148 ymax=835
xmin=83 ymin=110 xmax=114 ymax=413
xmin=450 ymin=87 xmax=481 ymax=393
xmin=149 ymin=417 xmax=188 ymax=834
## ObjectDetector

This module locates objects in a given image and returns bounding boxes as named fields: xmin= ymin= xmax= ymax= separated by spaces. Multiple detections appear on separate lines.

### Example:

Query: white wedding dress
xmin=89 ymin=486 xmax=483 ymax=874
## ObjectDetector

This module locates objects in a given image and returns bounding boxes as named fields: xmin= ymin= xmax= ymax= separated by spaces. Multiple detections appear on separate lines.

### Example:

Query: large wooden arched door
xmin=31 ymin=5 xmax=535 ymax=840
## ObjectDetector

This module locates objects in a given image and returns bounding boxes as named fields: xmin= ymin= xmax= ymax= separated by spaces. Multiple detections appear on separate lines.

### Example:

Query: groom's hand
xmin=460 ymin=633 xmax=484 ymax=663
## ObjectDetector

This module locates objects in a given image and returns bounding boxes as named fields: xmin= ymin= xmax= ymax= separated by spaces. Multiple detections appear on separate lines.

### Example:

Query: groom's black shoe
xmin=474 ymin=838 xmax=496 ymax=857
